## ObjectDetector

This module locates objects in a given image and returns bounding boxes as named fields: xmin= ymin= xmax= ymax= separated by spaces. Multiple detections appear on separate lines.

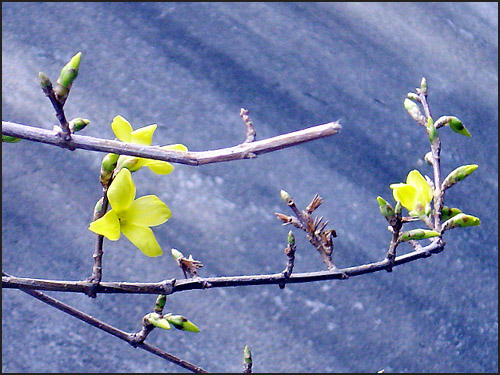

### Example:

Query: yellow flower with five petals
xmin=89 ymin=168 xmax=171 ymax=256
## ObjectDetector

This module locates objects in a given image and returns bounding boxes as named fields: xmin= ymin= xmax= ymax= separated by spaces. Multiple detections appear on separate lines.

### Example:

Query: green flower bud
xmin=280 ymin=189 xmax=292 ymax=204
xmin=165 ymin=314 xmax=200 ymax=332
xmin=68 ymin=118 xmax=90 ymax=133
xmin=287 ymin=230 xmax=295 ymax=246
xmin=434 ymin=116 xmax=471 ymax=136
xmin=155 ymin=294 xmax=167 ymax=312
xmin=101 ymin=153 xmax=119 ymax=172
xmin=403 ymin=98 xmax=425 ymax=123
xmin=58 ymin=52 xmax=81 ymax=89
xmin=420 ymin=77 xmax=427 ymax=95
xmin=243 ymin=345 xmax=252 ymax=371
xmin=442 ymin=164 xmax=478 ymax=190
xmin=449 ymin=117 xmax=471 ymax=137
xmin=424 ymin=151 xmax=433 ymax=166
xmin=2 ymin=135 xmax=21 ymax=143
xmin=442 ymin=213 xmax=480 ymax=232
xmin=399 ymin=229 xmax=440 ymax=242
xmin=394 ymin=200 xmax=402 ymax=215
xmin=426 ymin=117 xmax=438 ymax=143
xmin=440 ymin=206 xmax=462 ymax=221
xmin=376 ymin=196 xmax=395 ymax=220
xmin=38 ymin=72 xmax=52 ymax=88
xmin=171 ymin=248 xmax=184 ymax=262
xmin=144 ymin=313 xmax=171 ymax=330
xmin=93 ymin=197 xmax=104 ymax=220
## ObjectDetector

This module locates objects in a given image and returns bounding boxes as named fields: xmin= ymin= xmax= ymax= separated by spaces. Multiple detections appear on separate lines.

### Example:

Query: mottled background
xmin=2 ymin=2 xmax=497 ymax=373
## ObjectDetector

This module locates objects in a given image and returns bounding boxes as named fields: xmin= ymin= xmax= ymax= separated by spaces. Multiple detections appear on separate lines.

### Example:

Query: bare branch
xmin=2 ymin=238 xmax=444 ymax=295
xmin=1 ymin=120 xmax=341 ymax=166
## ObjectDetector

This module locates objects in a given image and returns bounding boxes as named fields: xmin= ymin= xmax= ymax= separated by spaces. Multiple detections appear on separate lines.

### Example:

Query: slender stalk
xmin=1 ymin=120 xmax=341 ymax=166
xmin=2 ymin=238 xmax=445 ymax=295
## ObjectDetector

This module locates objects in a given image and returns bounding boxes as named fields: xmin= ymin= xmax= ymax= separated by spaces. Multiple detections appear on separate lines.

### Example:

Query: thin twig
xmin=40 ymin=81 xmax=72 ymax=142
xmin=3 ymin=278 xmax=207 ymax=373
xmin=240 ymin=108 xmax=256 ymax=143
xmin=1 ymin=120 xmax=341 ymax=166
xmin=2 ymin=238 xmax=445 ymax=295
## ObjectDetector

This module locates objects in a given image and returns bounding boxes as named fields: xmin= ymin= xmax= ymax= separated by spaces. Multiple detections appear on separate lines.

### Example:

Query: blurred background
xmin=2 ymin=2 xmax=497 ymax=372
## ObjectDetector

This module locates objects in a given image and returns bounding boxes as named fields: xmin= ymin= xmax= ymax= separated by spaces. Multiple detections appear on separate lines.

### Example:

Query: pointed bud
xmin=243 ymin=345 xmax=252 ymax=373
xmin=406 ymin=92 xmax=420 ymax=102
xmin=155 ymin=294 xmax=167 ymax=313
xmin=68 ymin=118 xmax=89 ymax=133
xmin=426 ymin=117 xmax=438 ymax=143
xmin=376 ymin=196 xmax=395 ymax=220
xmin=404 ymin=98 xmax=425 ymax=123
xmin=442 ymin=213 xmax=480 ymax=232
xmin=287 ymin=230 xmax=295 ymax=246
xmin=165 ymin=314 xmax=200 ymax=332
xmin=434 ymin=116 xmax=470 ymax=136
xmin=394 ymin=200 xmax=402 ymax=215
xmin=442 ymin=164 xmax=478 ymax=190
xmin=420 ymin=77 xmax=427 ymax=95
xmin=38 ymin=72 xmax=52 ymax=88
xmin=144 ymin=313 xmax=171 ymax=330
xmin=440 ymin=206 xmax=462 ymax=221
xmin=93 ymin=197 xmax=104 ymax=220
xmin=171 ymin=248 xmax=184 ymax=263
xmin=2 ymin=135 xmax=21 ymax=143
xmin=399 ymin=229 xmax=440 ymax=242
xmin=58 ymin=52 xmax=81 ymax=89
xmin=280 ymin=189 xmax=292 ymax=205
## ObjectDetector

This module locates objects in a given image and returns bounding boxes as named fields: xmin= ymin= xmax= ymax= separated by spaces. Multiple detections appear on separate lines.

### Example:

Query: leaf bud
xmin=424 ymin=151 xmax=433 ymax=166
xmin=144 ymin=312 xmax=171 ymax=330
xmin=442 ymin=213 xmax=480 ymax=232
xmin=171 ymin=248 xmax=184 ymax=263
xmin=243 ymin=345 xmax=252 ymax=372
xmin=155 ymin=294 xmax=167 ymax=313
xmin=426 ymin=117 xmax=438 ymax=143
xmin=287 ymin=230 xmax=295 ymax=246
xmin=280 ymin=189 xmax=292 ymax=205
xmin=38 ymin=72 xmax=52 ymax=88
xmin=403 ymin=98 xmax=425 ymax=123
xmin=376 ymin=196 xmax=395 ymax=220
xmin=440 ymin=206 xmax=462 ymax=221
xmin=58 ymin=52 xmax=81 ymax=89
xmin=420 ymin=77 xmax=427 ymax=95
xmin=399 ymin=229 xmax=440 ymax=242
xmin=442 ymin=164 xmax=478 ymax=190
xmin=101 ymin=153 xmax=119 ymax=172
xmin=68 ymin=118 xmax=90 ymax=133
xmin=165 ymin=314 xmax=200 ymax=332
xmin=93 ymin=197 xmax=104 ymax=220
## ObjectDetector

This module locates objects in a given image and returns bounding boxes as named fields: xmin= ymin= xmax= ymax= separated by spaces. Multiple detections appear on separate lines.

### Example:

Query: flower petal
xmin=161 ymin=144 xmax=188 ymax=152
xmin=145 ymin=160 xmax=175 ymax=175
xmin=121 ymin=223 xmax=163 ymax=257
xmin=107 ymin=168 xmax=136 ymax=212
xmin=111 ymin=115 xmax=133 ymax=142
xmin=130 ymin=124 xmax=157 ymax=145
xmin=407 ymin=170 xmax=433 ymax=206
xmin=122 ymin=195 xmax=172 ymax=227
xmin=391 ymin=183 xmax=417 ymax=212
xmin=88 ymin=210 xmax=121 ymax=240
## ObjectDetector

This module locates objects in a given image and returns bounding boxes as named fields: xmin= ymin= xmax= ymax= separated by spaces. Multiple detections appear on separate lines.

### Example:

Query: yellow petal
xmin=108 ymin=168 xmax=136 ymax=212
xmin=161 ymin=144 xmax=188 ymax=152
xmin=88 ymin=210 xmax=121 ymax=240
xmin=111 ymin=115 xmax=133 ymax=142
xmin=130 ymin=124 xmax=157 ymax=145
xmin=391 ymin=183 xmax=417 ymax=212
xmin=122 ymin=195 xmax=172 ymax=227
xmin=407 ymin=170 xmax=433 ymax=205
xmin=121 ymin=223 xmax=163 ymax=257
xmin=145 ymin=160 xmax=175 ymax=174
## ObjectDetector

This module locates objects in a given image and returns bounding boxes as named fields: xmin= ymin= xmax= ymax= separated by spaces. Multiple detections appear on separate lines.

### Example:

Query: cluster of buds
xmin=143 ymin=312 xmax=200 ymax=332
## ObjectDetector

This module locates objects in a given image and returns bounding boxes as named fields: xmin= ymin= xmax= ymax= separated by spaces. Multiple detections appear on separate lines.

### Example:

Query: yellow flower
xmin=111 ymin=115 xmax=187 ymax=174
xmin=390 ymin=170 xmax=433 ymax=216
xmin=89 ymin=168 xmax=171 ymax=257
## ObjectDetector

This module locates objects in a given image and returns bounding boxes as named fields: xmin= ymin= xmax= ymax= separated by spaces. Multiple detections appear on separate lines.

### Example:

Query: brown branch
xmin=1 ymin=120 xmax=341 ymax=166
xmin=2 ymin=238 xmax=445 ymax=295
xmin=4 ymin=277 xmax=207 ymax=373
